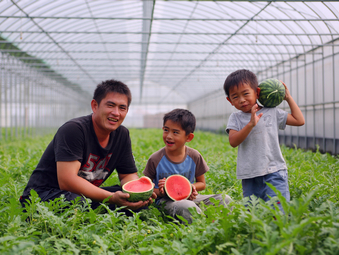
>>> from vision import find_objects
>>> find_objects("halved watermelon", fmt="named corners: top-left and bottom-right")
top-left (122, 176), bottom-right (154, 202)
top-left (164, 174), bottom-right (192, 201)
top-left (258, 78), bottom-right (285, 108)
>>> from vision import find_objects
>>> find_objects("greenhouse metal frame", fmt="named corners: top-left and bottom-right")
top-left (0, 0), bottom-right (338, 154)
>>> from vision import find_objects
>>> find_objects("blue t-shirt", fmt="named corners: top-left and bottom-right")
top-left (143, 146), bottom-right (208, 188)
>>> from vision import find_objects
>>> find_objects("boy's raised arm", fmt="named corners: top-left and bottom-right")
top-left (282, 82), bottom-right (305, 126)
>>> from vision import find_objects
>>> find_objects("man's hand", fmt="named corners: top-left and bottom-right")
top-left (117, 173), bottom-right (157, 209)
top-left (109, 191), bottom-right (152, 210)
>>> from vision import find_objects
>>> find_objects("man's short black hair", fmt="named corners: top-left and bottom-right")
top-left (93, 79), bottom-right (132, 106)
top-left (163, 108), bottom-right (196, 135)
top-left (223, 69), bottom-right (258, 97)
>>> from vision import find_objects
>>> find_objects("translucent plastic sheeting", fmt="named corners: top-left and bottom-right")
top-left (1, 1), bottom-right (338, 105)
top-left (1, 1), bottom-right (339, 154)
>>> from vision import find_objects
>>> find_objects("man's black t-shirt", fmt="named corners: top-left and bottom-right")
top-left (22, 114), bottom-right (137, 197)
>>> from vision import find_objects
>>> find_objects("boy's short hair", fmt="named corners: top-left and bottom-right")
top-left (163, 109), bottom-right (196, 135)
top-left (93, 79), bottom-right (132, 106)
top-left (223, 69), bottom-right (258, 97)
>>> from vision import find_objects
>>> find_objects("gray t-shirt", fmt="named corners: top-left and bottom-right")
top-left (226, 107), bottom-right (288, 179)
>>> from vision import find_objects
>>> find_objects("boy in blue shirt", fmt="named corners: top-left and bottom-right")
top-left (143, 108), bottom-right (231, 223)
top-left (224, 69), bottom-right (305, 209)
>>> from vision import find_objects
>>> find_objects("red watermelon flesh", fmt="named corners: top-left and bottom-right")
top-left (123, 177), bottom-right (152, 192)
top-left (164, 174), bottom-right (192, 201)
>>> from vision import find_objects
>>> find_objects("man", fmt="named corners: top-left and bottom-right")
top-left (20, 79), bottom-right (155, 212)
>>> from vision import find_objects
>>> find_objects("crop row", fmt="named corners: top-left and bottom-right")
top-left (0, 129), bottom-right (338, 254)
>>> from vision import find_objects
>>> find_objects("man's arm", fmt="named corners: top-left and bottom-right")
top-left (228, 104), bottom-right (263, 147)
top-left (57, 161), bottom-right (114, 201)
top-left (118, 172), bottom-right (139, 186)
top-left (57, 161), bottom-right (150, 210)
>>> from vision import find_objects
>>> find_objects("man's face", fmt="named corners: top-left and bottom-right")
top-left (91, 92), bottom-right (129, 134)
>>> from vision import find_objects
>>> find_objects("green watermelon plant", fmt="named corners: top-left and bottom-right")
top-left (0, 129), bottom-right (338, 254)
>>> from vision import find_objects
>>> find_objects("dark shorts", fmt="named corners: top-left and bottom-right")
top-left (20, 185), bottom-right (144, 215)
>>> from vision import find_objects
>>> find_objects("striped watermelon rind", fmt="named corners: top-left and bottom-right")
top-left (122, 176), bottom-right (154, 202)
top-left (258, 78), bottom-right (285, 108)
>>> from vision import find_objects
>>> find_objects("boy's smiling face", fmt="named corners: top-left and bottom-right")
top-left (227, 82), bottom-right (261, 113)
top-left (162, 120), bottom-right (193, 154)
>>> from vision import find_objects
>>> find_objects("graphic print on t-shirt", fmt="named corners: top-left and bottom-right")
top-left (78, 153), bottom-right (112, 186)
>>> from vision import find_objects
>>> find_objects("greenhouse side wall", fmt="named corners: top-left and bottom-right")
top-left (189, 41), bottom-right (339, 155)
top-left (0, 52), bottom-right (91, 140)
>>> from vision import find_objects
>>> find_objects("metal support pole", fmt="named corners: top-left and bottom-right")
top-left (304, 55), bottom-right (307, 151)
top-left (312, 51), bottom-right (316, 151)
top-left (296, 57), bottom-right (300, 148)
top-left (5, 67), bottom-right (8, 140)
top-left (322, 49), bottom-right (325, 152)
top-left (0, 53), bottom-right (2, 141)
top-left (333, 44), bottom-right (337, 155)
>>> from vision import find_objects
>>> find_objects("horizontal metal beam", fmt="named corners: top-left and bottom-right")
top-left (12, 57), bottom-right (279, 61)
top-left (1, 49), bottom-right (316, 55)
top-left (18, 73), bottom-right (258, 77)
top-left (2, 31), bottom-right (337, 36)
top-left (2, 41), bottom-right (337, 47)
top-left (1, 16), bottom-right (338, 22)
top-left (19, 64), bottom-right (271, 68)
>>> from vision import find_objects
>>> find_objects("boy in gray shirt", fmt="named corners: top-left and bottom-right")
top-left (224, 69), bottom-right (304, 209)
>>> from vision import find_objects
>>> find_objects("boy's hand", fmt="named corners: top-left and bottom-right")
top-left (188, 185), bottom-right (198, 200)
top-left (158, 177), bottom-right (166, 197)
top-left (281, 81), bottom-right (291, 101)
top-left (250, 104), bottom-right (263, 127)
top-left (280, 81), bottom-right (305, 126)
top-left (228, 104), bottom-right (263, 148)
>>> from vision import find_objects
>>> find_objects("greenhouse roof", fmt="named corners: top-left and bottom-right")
top-left (1, 0), bottom-right (339, 105)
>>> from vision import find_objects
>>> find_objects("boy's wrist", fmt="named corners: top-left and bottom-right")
top-left (246, 122), bottom-right (255, 129)
top-left (285, 94), bottom-right (293, 102)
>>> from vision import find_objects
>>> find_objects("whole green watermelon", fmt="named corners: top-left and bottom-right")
top-left (258, 78), bottom-right (285, 108)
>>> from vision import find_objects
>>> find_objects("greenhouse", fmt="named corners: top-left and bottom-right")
top-left (1, 1), bottom-right (339, 254)
top-left (0, 0), bottom-right (338, 154)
